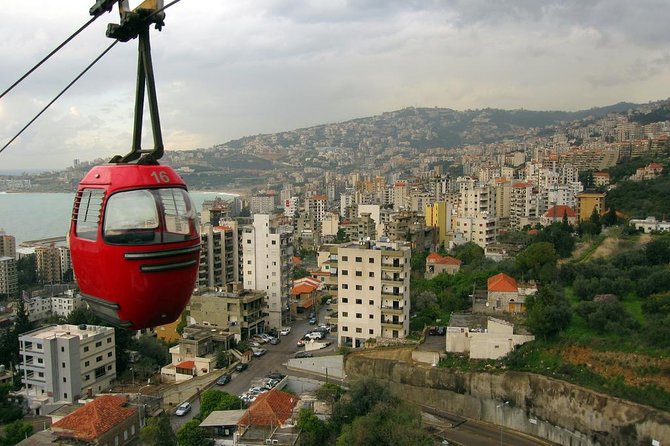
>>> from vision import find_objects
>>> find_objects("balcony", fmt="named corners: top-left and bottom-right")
top-left (381, 264), bottom-right (403, 272)
top-left (381, 320), bottom-right (404, 329)
top-left (381, 292), bottom-right (403, 301)
top-left (381, 276), bottom-right (405, 286)
top-left (381, 306), bottom-right (404, 316)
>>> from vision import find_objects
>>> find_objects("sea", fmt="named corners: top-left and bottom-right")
top-left (0, 191), bottom-right (237, 246)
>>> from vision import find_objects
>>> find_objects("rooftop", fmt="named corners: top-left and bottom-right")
top-left (51, 395), bottom-right (136, 442)
top-left (487, 273), bottom-right (518, 293)
top-left (20, 324), bottom-right (113, 340)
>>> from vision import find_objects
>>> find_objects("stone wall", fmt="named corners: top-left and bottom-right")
top-left (345, 352), bottom-right (670, 446)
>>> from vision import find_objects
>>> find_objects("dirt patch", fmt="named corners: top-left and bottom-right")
top-left (561, 345), bottom-right (670, 392)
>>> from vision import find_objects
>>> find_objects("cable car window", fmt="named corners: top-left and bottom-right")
top-left (158, 188), bottom-right (197, 242)
top-left (103, 190), bottom-right (160, 244)
top-left (75, 188), bottom-right (104, 241)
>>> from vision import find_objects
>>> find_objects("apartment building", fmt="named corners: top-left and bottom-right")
top-left (242, 214), bottom-right (293, 329)
top-left (0, 230), bottom-right (16, 258)
top-left (19, 324), bottom-right (116, 409)
top-left (35, 245), bottom-right (69, 284)
top-left (250, 193), bottom-right (277, 214)
top-left (198, 222), bottom-right (240, 289)
top-left (188, 284), bottom-right (266, 339)
top-left (304, 194), bottom-right (328, 223)
top-left (337, 240), bottom-right (411, 348)
top-left (576, 191), bottom-right (606, 222)
top-left (0, 256), bottom-right (18, 297)
top-left (454, 214), bottom-right (496, 248)
top-left (425, 201), bottom-right (453, 248)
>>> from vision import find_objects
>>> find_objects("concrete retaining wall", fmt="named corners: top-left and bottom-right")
top-left (345, 352), bottom-right (670, 446)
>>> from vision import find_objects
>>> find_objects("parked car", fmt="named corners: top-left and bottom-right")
top-left (436, 326), bottom-right (446, 336)
top-left (235, 362), bottom-right (249, 372)
top-left (305, 332), bottom-right (324, 340)
top-left (326, 299), bottom-right (332, 305)
top-left (269, 337), bottom-right (280, 345)
top-left (308, 317), bottom-right (317, 325)
top-left (175, 402), bottom-right (192, 416)
top-left (253, 348), bottom-right (267, 357)
top-left (216, 374), bottom-right (231, 385)
top-left (295, 351), bottom-right (313, 358)
top-left (260, 333), bottom-right (273, 343)
top-left (267, 372), bottom-right (285, 380)
top-left (279, 327), bottom-right (291, 335)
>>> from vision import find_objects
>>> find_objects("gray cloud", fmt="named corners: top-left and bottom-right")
top-left (1, 1), bottom-right (669, 170)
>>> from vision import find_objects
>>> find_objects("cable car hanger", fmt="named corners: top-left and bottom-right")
top-left (106, 0), bottom-right (167, 165)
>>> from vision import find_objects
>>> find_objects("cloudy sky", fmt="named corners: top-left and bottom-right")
top-left (1, 0), bottom-right (669, 171)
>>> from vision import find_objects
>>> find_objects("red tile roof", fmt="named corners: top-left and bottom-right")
top-left (175, 360), bottom-right (196, 369)
top-left (238, 389), bottom-right (299, 427)
top-left (291, 283), bottom-right (318, 296)
top-left (426, 252), bottom-right (462, 265)
top-left (487, 273), bottom-right (518, 293)
top-left (544, 205), bottom-right (576, 218)
top-left (52, 395), bottom-right (137, 442)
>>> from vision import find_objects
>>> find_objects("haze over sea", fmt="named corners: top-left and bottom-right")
top-left (0, 192), bottom-right (236, 246)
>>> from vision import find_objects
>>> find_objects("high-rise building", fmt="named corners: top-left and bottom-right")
top-left (19, 324), bottom-right (116, 406)
top-left (304, 195), bottom-right (328, 223)
top-left (0, 229), bottom-right (16, 258)
top-left (0, 256), bottom-right (18, 297)
top-left (198, 222), bottom-right (240, 289)
top-left (337, 240), bottom-right (411, 348)
top-left (35, 245), bottom-right (63, 284)
top-left (425, 201), bottom-right (453, 247)
top-left (242, 214), bottom-right (293, 329)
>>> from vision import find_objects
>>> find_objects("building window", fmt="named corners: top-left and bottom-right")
top-left (342, 326), bottom-right (348, 332)
top-left (85, 361), bottom-right (90, 367)
top-left (95, 366), bottom-right (106, 378)
top-left (369, 286), bottom-right (374, 291)
top-left (355, 299), bottom-right (362, 304)
top-left (61, 347), bottom-right (65, 353)
top-left (342, 270), bottom-right (348, 275)
top-left (272, 240), bottom-right (276, 245)
top-left (95, 341), bottom-right (102, 348)
top-left (342, 312), bottom-right (348, 317)
top-left (369, 300), bottom-right (374, 305)
top-left (64, 393), bottom-right (68, 399)
top-left (38, 372), bottom-right (44, 377)
top-left (356, 313), bottom-right (362, 319)
top-left (342, 298), bottom-right (348, 303)
top-left (355, 257), bottom-right (362, 262)
top-left (62, 362), bottom-right (65, 368)
top-left (85, 374), bottom-right (90, 381)
top-left (369, 272), bottom-right (374, 277)
top-left (355, 271), bottom-right (362, 277)
top-left (369, 314), bottom-right (374, 319)
top-left (84, 346), bottom-right (89, 352)
top-left (37, 358), bottom-right (43, 364)
top-left (107, 365), bottom-right (112, 370)
top-left (107, 337), bottom-right (112, 343)
top-left (369, 258), bottom-right (374, 263)
top-left (341, 256), bottom-right (348, 261)
top-left (356, 328), bottom-right (362, 333)
top-left (36, 344), bottom-right (42, 349)
top-left (63, 377), bottom-right (67, 383)
top-left (341, 284), bottom-right (348, 290)
top-left (369, 329), bottom-right (374, 334)
top-left (108, 352), bottom-right (113, 357)
top-left (355, 285), bottom-right (362, 291)
top-left (96, 355), bottom-right (103, 362)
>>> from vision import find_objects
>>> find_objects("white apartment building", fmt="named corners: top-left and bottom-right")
top-left (250, 194), bottom-right (277, 215)
top-left (242, 214), bottom-right (293, 329)
top-left (337, 240), bottom-right (411, 348)
top-left (304, 195), bottom-right (328, 222)
top-left (19, 324), bottom-right (116, 409)
top-left (455, 214), bottom-right (497, 248)
top-left (51, 290), bottom-right (83, 318)
top-left (198, 222), bottom-right (240, 289)
top-left (283, 196), bottom-right (300, 218)
top-left (0, 256), bottom-right (18, 297)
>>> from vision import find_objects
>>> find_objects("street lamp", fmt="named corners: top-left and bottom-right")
top-left (496, 401), bottom-right (509, 446)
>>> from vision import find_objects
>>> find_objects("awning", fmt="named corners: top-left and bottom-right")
top-left (301, 300), bottom-right (314, 309)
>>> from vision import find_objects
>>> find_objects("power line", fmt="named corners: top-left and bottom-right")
top-left (0, 41), bottom-right (119, 156)
top-left (0, 16), bottom-right (99, 101)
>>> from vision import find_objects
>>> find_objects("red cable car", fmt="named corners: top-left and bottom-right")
top-left (69, 164), bottom-right (200, 329)
top-left (69, 2), bottom-right (200, 329)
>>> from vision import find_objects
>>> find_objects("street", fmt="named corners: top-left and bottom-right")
top-left (170, 309), bottom-right (334, 431)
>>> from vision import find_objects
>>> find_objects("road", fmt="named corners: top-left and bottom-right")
top-left (170, 309), bottom-right (335, 431)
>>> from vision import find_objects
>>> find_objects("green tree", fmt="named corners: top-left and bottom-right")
top-left (16, 254), bottom-right (37, 292)
top-left (336, 401), bottom-right (431, 446)
top-left (451, 242), bottom-right (484, 265)
top-left (297, 408), bottom-right (330, 446)
top-left (176, 419), bottom-right (213, 446)
top-left (525, 287), bottom-right (572, 339)
top-left (13, 297), bottom-right (32, 338)
top-left (198, 390), bottom-right (242, 420)
top-left (0, 419), bottom-right (33, 446)
top-left (215, 348), bottom-right (230, 369)
top-left (645, 236), bottom-right (670, 265)
top-left (140, 413), bottom-right (177, 446)
top-left (410, 250), bottom-right (429, 273)
top-left (516, 242), bottom-right (557, 282)
top-left (292, 266), bottom-right (311, 280)
top-left (314, 383), bottom-right (345, 407)
top-left (0, 385), bottom-right (23, 423)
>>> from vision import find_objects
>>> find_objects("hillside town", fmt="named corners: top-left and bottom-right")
top-left (0, 100), bottom-right (670, 445)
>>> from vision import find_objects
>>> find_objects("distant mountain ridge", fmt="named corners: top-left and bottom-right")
top-left (218, 102), bottom-right (641, 152)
